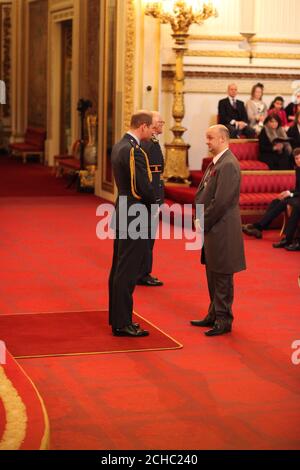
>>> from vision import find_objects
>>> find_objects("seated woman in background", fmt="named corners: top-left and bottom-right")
top-left (259, 114), bottom-right (293, 170)
top-left (287, 110), bottom-right (300, 148)
top-left (268, 96), bottom-right (288, 128)
top-left (246, 83), bottom-right (268, 135)
top-left (285, 90), bottom-right (300, 126)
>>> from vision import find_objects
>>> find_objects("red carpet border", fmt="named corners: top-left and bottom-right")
top-left (0, 310), bottom-right (182, 358)
top-left (0, 156), bottom-right (300, 449)
top-left (0, 352), bottom-right (49, 450)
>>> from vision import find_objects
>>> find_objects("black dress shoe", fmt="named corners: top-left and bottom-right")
top-left (112, 324), bottom-right (149, 337)
top-left (285, 242), bottom-right (300, 251)
top-left (190, 318), bottom-right (215, 327)
top-left (272, 238), bottom-right (288, 248)
top-left (242, 224), bottom-right (262, 239)
top-left (205, 323), bottom-right (232, 337)
top-left (137, 277), bottom-right (163, 286)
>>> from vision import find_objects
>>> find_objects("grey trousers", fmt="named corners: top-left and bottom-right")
top-left (206, 266), bottom-right (234, 325)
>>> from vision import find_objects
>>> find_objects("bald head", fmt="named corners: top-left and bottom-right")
top-left (209, 125), bottom-right (230, 140)
top-left (206, 125), bottom-right (230, 156)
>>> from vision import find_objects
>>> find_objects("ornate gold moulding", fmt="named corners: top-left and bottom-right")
top-left (185, 50), bottom-right (300, 60)
top-left (145, 1), bottom-right (218, 183)
top-left (189, 34), bottom-right (300, 45)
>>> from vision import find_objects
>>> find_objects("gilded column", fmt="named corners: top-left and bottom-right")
top-left (164, 32), bottom-right (190, 181)
top-left (123, 0), bottom-right (136, 132)
top-left (10, 0), bottom-right (27, 142)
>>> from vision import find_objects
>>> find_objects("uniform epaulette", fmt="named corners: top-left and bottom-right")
top-left (129, 145), bottom-right (152, 199)
top-left (128, 138), bottom-right (138, 148)
top-left (151, 136), bottom-right (159, 143)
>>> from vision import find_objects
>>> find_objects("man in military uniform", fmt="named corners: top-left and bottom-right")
top-left (108, 111), bottom-right (157, 337)
top-left (137, 111), bottom-right (165, 286)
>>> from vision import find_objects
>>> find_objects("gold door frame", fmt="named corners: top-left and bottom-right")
top-left (60, 18), bottom-right (72, 154)
top-left (99, 0), bottom-right (117, 194)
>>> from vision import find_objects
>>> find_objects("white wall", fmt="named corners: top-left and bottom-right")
top-left (162, 89), bottom-right (293, 170)
top-left (155, 0), bottom-right (300, 169)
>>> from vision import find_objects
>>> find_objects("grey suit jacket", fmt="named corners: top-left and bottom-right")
top-left (195, 149), bottom-right (246, 274)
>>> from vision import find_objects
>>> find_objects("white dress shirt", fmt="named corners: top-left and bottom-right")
top-left (213, 148), bottom-right (229, 165)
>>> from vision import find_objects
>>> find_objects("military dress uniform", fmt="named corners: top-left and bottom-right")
top-left (138, 136), bottom-right (164, 283)
top-left (108, 133), bottom-right (156, 332)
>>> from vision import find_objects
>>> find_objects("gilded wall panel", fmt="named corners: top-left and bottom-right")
top-left (123, 0), bottom-right (135, 131)
top-left (28, 0), bottom-right (48, 128)
top-left (86, 0), bottom-right (99, 114)
top-left (0, 2), bottom-right (12, 121)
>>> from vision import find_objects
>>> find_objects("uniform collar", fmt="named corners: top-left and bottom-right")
top-left (126, 131), bottom-right (140, 146)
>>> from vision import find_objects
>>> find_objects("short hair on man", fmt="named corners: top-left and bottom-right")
top-left (293, 147), bottom-right (300, 157)
top-left (130, 111), bottom-right (152, 129)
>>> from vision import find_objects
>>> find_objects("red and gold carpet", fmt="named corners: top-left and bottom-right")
top-left (0, 310), bottom-right (182, 358)
top-left (0, 351), bottom-right (49, 450)
top-left (1, 156), bottom-right (300, 449)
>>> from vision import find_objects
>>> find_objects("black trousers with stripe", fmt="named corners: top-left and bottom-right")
top-left (108, 235), bottom-right (148, 329)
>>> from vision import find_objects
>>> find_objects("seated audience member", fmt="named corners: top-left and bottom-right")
top-left (243, 148), bottom-right (300, 251)
top-left (268, 96), bottom-right (288, 128)
top-left (246, 83), bottom-right (268, 135)
top-left (259, 114), bottom-right (293, 170)
top-left (287, 110), bottom-right (300, 149)
top-left (285, 89), bottom-right (300, 126)
top-left (218, 83), bottom-right (256, 138)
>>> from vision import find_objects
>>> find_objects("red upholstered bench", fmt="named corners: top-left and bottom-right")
top-left (54, 140), bottom-right (80, 176)
top-left (230, 140), bottom-right (269, 170)
top-left (238, 160), bottom-right (268, 170)
top-left (9, 127), bottom-right (46, 164)
top-left (165, 185), bottom-right (197, 205)
top-left (190, 170), bottom-right (203, 187)
top-left (201, 139), bottom-right (268, 172)
top-left (230, 140), bottom-right (259, 161)
top-left (202, 157), bottom-right (267, 171)
top-left (165, 170), bottom-right (296, 228)
top-left (240, 171), bottom-right (295, 217)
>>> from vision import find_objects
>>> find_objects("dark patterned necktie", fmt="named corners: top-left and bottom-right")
top-left (232, 99), bottom-right (237, 109)
top-left (203, 162), bottom-right (214, 187)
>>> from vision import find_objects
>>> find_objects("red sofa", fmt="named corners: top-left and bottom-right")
top-left (164, 139), bottom-right (295, 226)
top-left (201, 140), bottom-right (268, 172)
top-left (165, 170), bottom-right (295, 225)
top-left (240, 172), bottom-right (295, 213)
top-left (9, 127), bottom-right (46, 164)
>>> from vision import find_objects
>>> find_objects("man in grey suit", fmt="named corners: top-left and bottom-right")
top-left (191, 125), bottom-right (246, 336)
